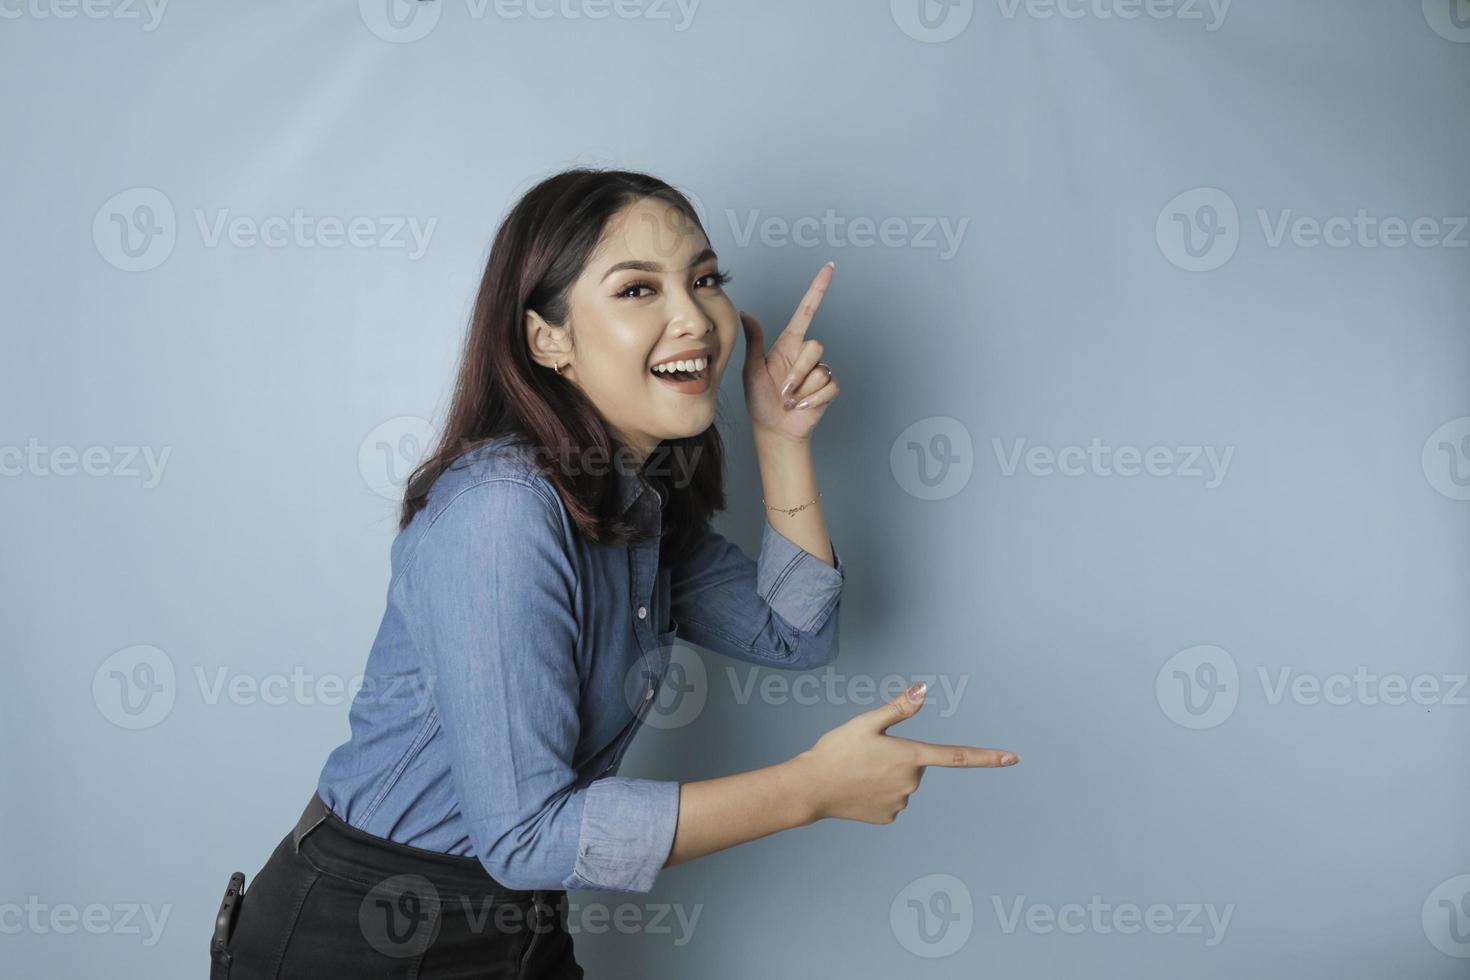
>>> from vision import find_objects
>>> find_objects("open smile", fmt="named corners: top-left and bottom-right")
top-left (650, 353), bottom-right (713, 394)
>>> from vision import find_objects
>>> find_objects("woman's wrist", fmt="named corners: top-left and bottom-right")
top-left (780, 752), bottom-right (825, 827)
top-left (753, 422), bottom-right (810, 448)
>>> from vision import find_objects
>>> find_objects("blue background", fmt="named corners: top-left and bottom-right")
top-left (2, 1), bottom-right (1468, 976)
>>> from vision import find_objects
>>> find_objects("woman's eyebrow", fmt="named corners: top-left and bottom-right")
top-left (600, 248), bottom-right (718, 282)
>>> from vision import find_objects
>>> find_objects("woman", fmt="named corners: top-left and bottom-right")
top-left (212, 168), bottom-right (1020, 979)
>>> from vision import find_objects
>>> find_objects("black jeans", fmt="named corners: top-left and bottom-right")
top-left (213, 794), bottom-right (584, 979)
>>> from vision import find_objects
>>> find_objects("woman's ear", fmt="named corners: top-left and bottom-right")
top-left (524, 308), bottom-right (572, 372)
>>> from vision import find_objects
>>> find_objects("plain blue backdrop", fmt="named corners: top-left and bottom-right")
top-left (2, 1), bottom-right (1468, 976)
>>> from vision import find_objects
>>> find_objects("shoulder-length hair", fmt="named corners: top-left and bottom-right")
top-left (400, 167), bottom-right (728, 567)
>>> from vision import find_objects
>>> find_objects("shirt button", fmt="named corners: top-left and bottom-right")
top-left (637, 606), bottom-right (647, 620)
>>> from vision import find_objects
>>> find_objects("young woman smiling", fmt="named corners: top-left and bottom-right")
top-left (213, 168), bottom-right (1019, 979)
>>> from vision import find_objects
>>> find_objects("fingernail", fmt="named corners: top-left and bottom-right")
top-left (780, 378), bottom-right (793, 398)
top-left (906, 681), bottom-right (927, 702)
top-left (1001, 754), bottom-right (1019, 766)
top-left (825, 260), bottom-right (835, 270)
top-left (795, 399), bottom-right (810, 409)
top-left (783, 398), bottom-right (796, 410)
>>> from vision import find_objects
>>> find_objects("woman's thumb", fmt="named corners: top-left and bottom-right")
top-left (866, 680), bottom-right (927, 733)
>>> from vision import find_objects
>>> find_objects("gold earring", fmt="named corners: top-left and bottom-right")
top-left (554, 361), bottom-right (563, 375)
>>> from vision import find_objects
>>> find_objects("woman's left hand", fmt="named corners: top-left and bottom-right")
top-left (741, 262), bottom-right (841, 443)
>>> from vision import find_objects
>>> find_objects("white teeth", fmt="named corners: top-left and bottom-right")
top-left (653, 356), bottom-right (707, 374)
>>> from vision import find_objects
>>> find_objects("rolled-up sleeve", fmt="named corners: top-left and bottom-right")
top-left (669, 516), bottom-right (845, 670)
top-left (400, 477), bottom-right (680, 893)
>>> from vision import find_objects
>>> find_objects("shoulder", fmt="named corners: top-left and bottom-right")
top-left (393, 435), bottom-right (573, 571)
top-left (390, 438), bottom-right (583, 611)
top-left (419, 435), bottom-right (561, 524)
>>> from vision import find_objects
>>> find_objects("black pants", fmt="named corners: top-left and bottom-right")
top-left (213, 793), bottom-right (584, 979)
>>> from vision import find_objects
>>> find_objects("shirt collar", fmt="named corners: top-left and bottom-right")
top-left (615, 460), bottom-right (664, 516)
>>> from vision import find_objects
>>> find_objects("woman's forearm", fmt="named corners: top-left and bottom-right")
top-left (663, 756), bottom-right (817, 868)
top-left (753, 428), bottom-right (833, 567)
top-left (662, 428), bottom-right (835, 868)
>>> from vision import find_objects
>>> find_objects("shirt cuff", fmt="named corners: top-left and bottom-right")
top-left (572, 777), bottom-right (680, 893)
top-left (755, 517), bottom-right (845, 633)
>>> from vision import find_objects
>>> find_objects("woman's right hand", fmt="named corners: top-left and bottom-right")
top-left (790, 680), bottom-right (1020, 825)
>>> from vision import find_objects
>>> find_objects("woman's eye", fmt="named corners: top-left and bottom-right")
top-left (615, 281), bottom-right (655, 299)
top-left (615, 269), bottom-right (731, 299)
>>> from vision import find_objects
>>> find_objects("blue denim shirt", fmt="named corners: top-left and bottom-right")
top-left (316, 434), bottom-right (844, 893)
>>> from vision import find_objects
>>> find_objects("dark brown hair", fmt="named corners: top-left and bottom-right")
top-left (400, 167), bottom-right (728, 567)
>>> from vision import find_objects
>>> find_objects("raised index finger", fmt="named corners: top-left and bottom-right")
top-left (782, 261), bottom-right (835, 344)
top-left (912, 741), bottom-right (1020, 769)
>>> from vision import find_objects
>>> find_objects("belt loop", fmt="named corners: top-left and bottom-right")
top-left (530, 889), bottom-right (550, 931)
top-left (291, 793), bottom-right (329, 854)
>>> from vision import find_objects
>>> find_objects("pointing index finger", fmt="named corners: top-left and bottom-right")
top-left (782, 261), bottom-right (835, 343)
top-left (914, 741), bottom-right (1020, 769)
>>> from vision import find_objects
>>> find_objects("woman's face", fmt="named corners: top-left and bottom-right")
top-left (527, 195), bottom-right (739, 463)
